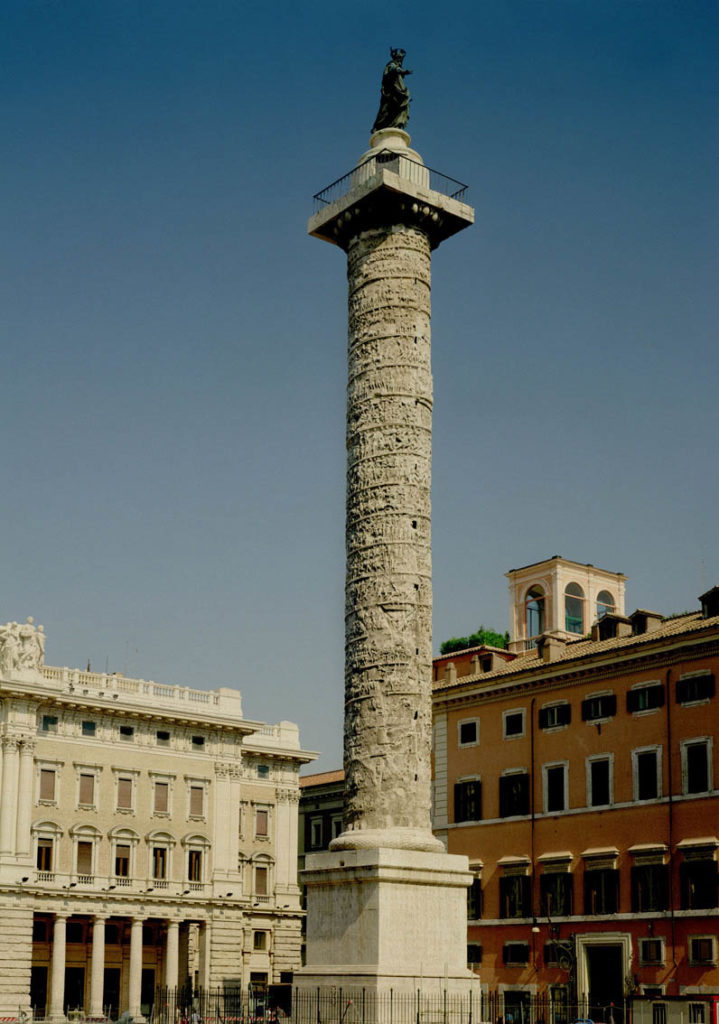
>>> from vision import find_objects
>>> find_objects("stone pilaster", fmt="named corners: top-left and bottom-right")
top-left (0, 737), bottom-right (20, 855)
top-left (15, 737), bottom-right (35, 857)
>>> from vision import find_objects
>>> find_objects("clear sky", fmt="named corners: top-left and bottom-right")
top-left (2, 0), bottom-right (717, 773)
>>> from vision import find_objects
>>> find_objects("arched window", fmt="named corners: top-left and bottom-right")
top-left (525, 586), bottom-right (545, 639)
top-left (565, 583), bottom-right (585, 634)
top-left (596, 590), bottom-right (615, 619)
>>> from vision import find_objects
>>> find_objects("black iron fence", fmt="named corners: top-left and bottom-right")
top-left (148, 989), bottom-right (632, 1024)
top-left (312, 151), bottom-right (469, 212)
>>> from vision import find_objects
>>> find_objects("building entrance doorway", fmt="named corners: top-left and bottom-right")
top-left (64, 967), bottom-right (85, 1014)
top-left (30, 966), bottom-right (48, 1016)
top-left (586, 945), bottom-right (624, 1024)
top-left (104, 967), bottom-right (121, 1018)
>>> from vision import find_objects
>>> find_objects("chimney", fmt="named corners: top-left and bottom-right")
top-left (699, 586), bottom-right (719, 620)
top-left (536, 633), bottom-right (567, 663)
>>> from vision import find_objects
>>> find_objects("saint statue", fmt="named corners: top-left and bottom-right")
top-left (372, 48), bottom-right (412, 132)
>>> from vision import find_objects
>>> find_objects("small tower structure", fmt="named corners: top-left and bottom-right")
top-left (506, 555), bottom-right (627, 652)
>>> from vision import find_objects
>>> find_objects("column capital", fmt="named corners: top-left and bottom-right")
top-left (19, 736), bottom-right (36, 755)
top-left (1, 735), bottom-right (20, 752)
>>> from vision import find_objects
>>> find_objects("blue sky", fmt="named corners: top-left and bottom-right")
top-left (2, 0), bottom-right (717, 771)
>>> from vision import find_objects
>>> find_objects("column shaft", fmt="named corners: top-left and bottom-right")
top-left (128, 918), bottom-right (144, 1018)
top-left (165, 921), bottom-right (179, 990)
top-left (342, 225), bottom-right (434, 842)
top-left (90, 917), bottom-right (106, 1016)
top-left (0, 738), bottom-right (20, 854)
top-left (48, 914), bottom-right (67, 1019)
top-left (15, 739), bottom-right (35, 856)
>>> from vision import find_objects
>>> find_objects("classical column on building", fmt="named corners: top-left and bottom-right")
top-left (48, 913), bottom-right (68, 1021)
top-left (165, 920), bottom-right (180, 991)
top-left (89, 916), bottom-right (106, 1017)
top-left (197, 921), bottom-right (211, 991)
top-left (128, 918), bottom-right (145, 1020)
top-left (273, 787), bottom-right (300, 904)
top-left (0, 737), bottom-right (20, 856)
top-left (15, 736), bottom-right (36, 857)
top-left (298, 71), bottom-right (477, 999)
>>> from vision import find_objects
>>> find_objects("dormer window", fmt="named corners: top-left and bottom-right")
top-left (525, 586), bottom-right (545, 640)
top-left (596, 590), bottom-right (615, 619)
top-left (565, 583), bottom-right (585, 634)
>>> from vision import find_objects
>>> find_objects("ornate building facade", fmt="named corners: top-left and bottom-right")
top-left (433, 570), bottom-right (719, 1021)
top-left (0, 618), bottom-right (316, 1019)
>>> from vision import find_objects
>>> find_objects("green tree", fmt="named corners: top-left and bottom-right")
top-left (439, 626), bottom-right (508, 655)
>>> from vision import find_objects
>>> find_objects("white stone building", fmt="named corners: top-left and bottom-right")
top-left (0, 618), bottom-right (316, 1019)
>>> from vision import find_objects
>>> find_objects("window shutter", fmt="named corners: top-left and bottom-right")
top-left (77, 841), bottom-right (93, 874)
top-left (627, 690), bottom-right (639, 713)
top-left (558, 704), bottom-right (571, 726)
top-left (581, 698), bottom-right (592, 721)
top-left (40, 769), bottom-right (55, 801)
top-left (79, 774), bottom-right (94, 805)
top-left (538, 707), bottom-right (550, 729)
top-left (154, 782), bottom-right (169, 812)
top-left (190, 786), bottom-right (203, 816)
top-left (605, 694), bottom-right (617, 716)
top-left (117, 778), bottom-right (132, 809)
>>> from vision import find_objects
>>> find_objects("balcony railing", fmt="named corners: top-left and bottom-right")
top-left (313, 150), bottom-right (469, 213)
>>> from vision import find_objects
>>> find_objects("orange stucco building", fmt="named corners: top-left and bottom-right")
top-left (432, 561), bottom-right (719, 1024)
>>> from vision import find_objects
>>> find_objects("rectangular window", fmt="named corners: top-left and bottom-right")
top-left (37, 838), bottom-right (53, 871)
top-left (499, 773), bottom-right (530, 817)
top-left (467, 876), bottom-right (483, 919)
top-left (627, 684), bottom-right (664, 713)
top-left (253, 931), bottom-right (267, 951)
top-left (332, 816), bottom-right (343, 839)
top-left (454, 779), bottom-right (482, 823)
top-left (188, 850), bottom-right (202, 882)
top-left (191, 735), bottom-right (205, 747)
top-left (458, 719), bottom-right (478, 746)
top-left (503, 943), bottom-right (530, 965)
top-left (581, 693), bottom-right (617, 721)
top-left (156, 730), bottom-right (171, 746)
top-left (77, 841), bottom-right (93, 875)
top-left (677, 674), bottom-right (715, 705)
top-left (689, 937), bottom-right (716, 965)
top-left (499, 874), bottom-right (531, 918)
top-left (255, 809), bottom-right (269, 837)
top-left (255, 865), bottom-right (268, 895)
top-left (154, 781), bottom-right (169, 813)
top-left (42, 715), bottom-right (58, 733)
top-left (584, 868), bottom-right (619, 914)
top-left (653, 1005), bottom-right (667, 1024)
top-left (539, 704), bottom-right (571, 729)
top-left (152, 847), bottom-right (167, 880)
top-left (639, 938), bottom-right (664, 965)
top-left (39, 769), bottom-right (56, 801)
top-left (79, 773), bottom-right (95, 806)
top-left (689, 1006), bottom-right (706, 1024)
top-left (544, 764), bottom-right (567, 813)
top-left (503, 710), bottom-right (525, 738)
top-left (117, 778), bottom-right (133, 810)
top-left (310, 818), bottom-right (323, 849)
top-left (540, 873), bottom-right (573, 917)
top-left (119, 725), bottom-right (134, 741)
top-left (81, 720), bottom-right (96, 737)
top-left (257, 764), bottom-right (270, 778)
top-left (635, 749), bottom-right (660, 801)
top-left (681, 860), bottom-right (718, 909)
top-left (684, 741), bottom-right (711, 794)
top-left (588, 758), bottom-right (611, 807)
top-left (115, 844), bottom-right (131, 877)
top-left (190, 786), bottom-right (204, 817)
top-left (631, 864), bottom-right (669, 912)
top-left (467, 944), bottom-right (482, 965)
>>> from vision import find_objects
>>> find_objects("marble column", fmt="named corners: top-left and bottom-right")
top-left (15, 737), bottom-right (35, 856)
top-left (165, 920), bottom-right (179, 991)
top-left (198, 922), bottom-right (211, 991)
top-left (128, 918), bottom-right (144, 1019)
top-left (48, 913), bottom-right (68, 1020)
top-left (89, 916), bottom-right (106, 1016)
top-left (0, 737), bottom-right (20, 854)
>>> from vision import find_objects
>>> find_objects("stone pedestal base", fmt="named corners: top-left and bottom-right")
top-left (295, 846), bottom-right (478, 994)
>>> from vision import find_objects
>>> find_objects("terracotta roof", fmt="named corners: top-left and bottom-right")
top-left (433, 611), bottom-right (719, 695)
top-left (300, 768), bottom-right (345, 788)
